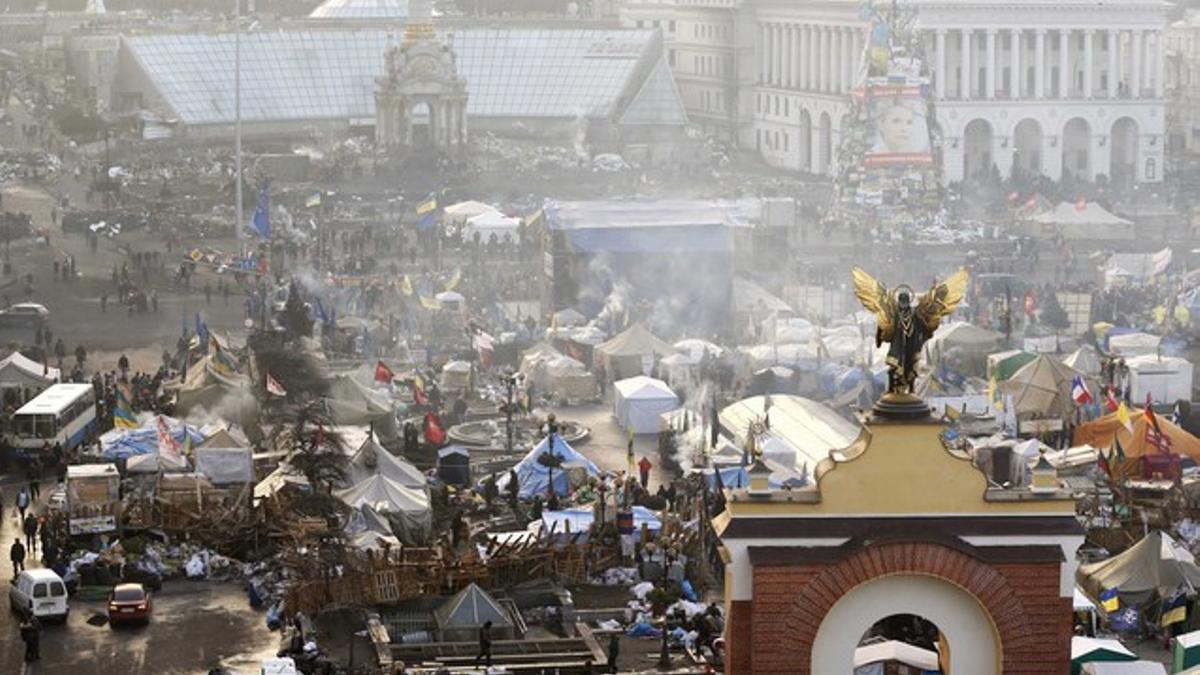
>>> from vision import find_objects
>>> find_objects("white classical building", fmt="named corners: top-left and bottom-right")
top-left (622, 0), bottom-right (1171, 185)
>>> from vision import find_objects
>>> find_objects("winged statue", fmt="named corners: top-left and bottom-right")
top-left (852, 267), bottom-right (970, 397)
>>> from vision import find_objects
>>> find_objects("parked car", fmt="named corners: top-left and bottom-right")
top-left (9, 568), bottom-right (69, 621)
top-left (0, 302), bottom-right (48, 327)
top-left (107, 583), bottom-right (151, 624)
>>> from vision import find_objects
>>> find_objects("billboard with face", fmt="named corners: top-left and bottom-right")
top-left (863, 85), bottom-right (933, 167)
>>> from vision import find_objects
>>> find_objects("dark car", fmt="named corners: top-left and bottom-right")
top-left (107, 583), bottom-right (152, 625)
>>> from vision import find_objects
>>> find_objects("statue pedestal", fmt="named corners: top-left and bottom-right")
top-left (872, 392), bottom-right (931, 421)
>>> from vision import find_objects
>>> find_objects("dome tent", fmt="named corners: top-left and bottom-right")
top-left (495, 433), bottom-right (599, 499)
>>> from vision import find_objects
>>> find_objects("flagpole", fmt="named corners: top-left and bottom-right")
top-left (234, 0), bottom-right (243, 245)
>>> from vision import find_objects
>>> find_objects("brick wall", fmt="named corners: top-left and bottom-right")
top-left (726, 541), bottom-right (1070, 674)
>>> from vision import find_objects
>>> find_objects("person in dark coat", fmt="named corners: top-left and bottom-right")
top-left (20, 616), bottom-right (40, 662)
top-left (10, 538), bottom-right (26, 574)
top-left (22, 512), bottom-right (37, 551)
top-left (608, 633), bottom-right (620, 673)
top-left (475, 620), bottom-right (493, 667)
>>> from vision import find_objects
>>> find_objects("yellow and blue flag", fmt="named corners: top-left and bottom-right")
top-left (1162, 586), bottom-right (1188, 627)
top-left (114, 384), bottom-right (138, 430)
top-left (416, 193), bottom-right (438, 215)
top-left (247, 182), bottom-right (271, 240)
top-left (1099, 587), bottom-right (1120, 613)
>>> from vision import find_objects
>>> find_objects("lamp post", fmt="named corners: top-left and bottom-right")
top-left (505, 373), bottom-right (515, 455)
top-left (233, 0), bottom-right (243, 244)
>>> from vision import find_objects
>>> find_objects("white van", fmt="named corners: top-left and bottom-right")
top-left (9, 569), bottom-right (69, 621)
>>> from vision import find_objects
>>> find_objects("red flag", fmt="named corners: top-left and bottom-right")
top-left (424, 411), bottom-right (446, 445)
top-left (374, 360), bottom-right (394, 385)
top-left (1024, 195), bottom-right (1038, 212)
top-left (1075, 197), bottom-right (1087, 212)
top-left (1007, 191), bottom-right (1020, 203)
top-left (1023, 290), bottom-right (1038, 316)
top-left (1105, 386), bottom-right (1119, 413)
top-left (256, 255), bottom-right (269, 275)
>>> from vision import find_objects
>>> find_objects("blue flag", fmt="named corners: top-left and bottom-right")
top-left (248, 182), bottom-right (271, 239)
top-left (195, 312), bottom-right (209, 351)
top-left (1110, 605), bottom-right (1140, 632)
top-left (416, 211), bottom-right (438, 232)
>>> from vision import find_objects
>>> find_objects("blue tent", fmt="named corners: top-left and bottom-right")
top-left (496, 433), bottom-right (599, 498)
top-left (100, 417), bottom-right (205, 461)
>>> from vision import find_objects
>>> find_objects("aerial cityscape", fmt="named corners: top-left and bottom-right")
top-left (0, 0), bottom-right (1196, 672)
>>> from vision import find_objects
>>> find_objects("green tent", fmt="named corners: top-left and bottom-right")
top-left (1072, 637), bottom-right (1137, 675)
top-left (1174, 631), bottom-right (1200, 672)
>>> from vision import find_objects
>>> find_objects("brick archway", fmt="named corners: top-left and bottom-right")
top-left (781, 541), bottom-right (1042, 672)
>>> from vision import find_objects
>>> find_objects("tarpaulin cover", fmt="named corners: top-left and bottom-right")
top-left (334, 474), bottom-right (431, 544)
top-left (1076, 531), bottom-right (1200, 608)
top-left (1074, 409), bottom-right (1200, 461)
top-left (496, 433), bottom-right (599, 499)
top-left (194, 447), bottom-right (253, 484)
top-left (100, 416), bottom-right (204, 461)
top-left (540, 505), bottom-right (660, 541)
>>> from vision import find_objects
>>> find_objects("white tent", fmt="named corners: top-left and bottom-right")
top-left (464, 211), bottom-right (520, 241)
top-left (1127, 354), bottom-right (1193, 404)
top-left (673, 339), bottom-right (724, 361)
top-left (0, 351), bottom-right (60, 404)
top-left (1031, 201), bottom-right (1134, 240)
top-left (443, 200), bottom-right (499, 225)
top-left (334, 474), bottom-right (432, 544)
top-left (853, 640), bottom-right (940, 671)
top-left (345, 438), bottom-right (426, 489)
top-left (613, 376), bottom-right (680, 434)
top-left (519, 344), bottom-right (595, 400)
top-left (1109, 332), bottom-right (1161, 357)
top-left (1064, 345), bottom-right (1104, 377)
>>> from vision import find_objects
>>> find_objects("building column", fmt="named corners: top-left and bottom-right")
top-left (842, 27), bottom-right (853, 92)
top-left (936, 29), bottom-right (947, 99)
top-left (785, 25), bottom-right (794, 88)
top-left (1011, 29), bottom-right (1022, 97)
top-left (1058, 29), bottom-right (1070, 98)
top-left (1108, 29), bottom-right (1118, 99)
top-left (797, 25), bottom-right (807, 89)
top-left (962, 29), bottom-right (973, 100)
top-left (818, 26), bottom-right (828, 92)
top-left (760, 24), bottom-right (768, 84)
top-left (806, 25), bottom-right (816, 90)
top-left (1155, 30), bottom-right (1165, 98)
top-left (1084, 30), bottom-right (1093, 99)
top-left (1035, 29), bottom-right (1045, 99)
top-left (830, 28), bottom-right (840, 92)
top-left (985, 29), bottom-right (996, 99)
top-left (1132, 29), bottom-right (1143, 98)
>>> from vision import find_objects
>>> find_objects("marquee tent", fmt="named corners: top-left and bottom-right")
top-left (495, 433), bottom-right (599, 498)
top-left (673, 339), bottom-right (724, 361)
top-left (595, 323), bottom-right (676, 379)
top-left (443, 200), bottom-right (499, 225)
top-left (0, 351), bottom-right (59, 405)
top-left (1032, 201), bottom-right (1134, 241)
top-left (987, 349), bottom-right (1036, 382)
top-left (1074, 409), bottom-right (1200, 461)
top-left (1109, 332), bottom-right (1161, 358)
top-left (613, 376), bottom-right (680, 434)
top-left (345, 437), bottom-right (426, 489)
top-left (519, 344), bottom-right (596, 400)
top-left (1127, 355), bottom-right (1193, 404)
top-left (324, 374), bottom-right (396, 438)
top-left (464, 211), bottom-right (521, 242)
top-left (1076, 531), bottom-right (1200, 609)
top-left (334, 473), bottom-right (432, 544)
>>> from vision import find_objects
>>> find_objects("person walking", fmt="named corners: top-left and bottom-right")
top-left (22, 512), bottom-right (37, 552)
top-left (638, 455), bottom-right (653, 490)
top-left (607, 633), bottom-right (620, 673)
top-left (475, 620), bottom-right (493, 667)
top-left (10, 538), bottom-right (26, 574)
top-left (15, 487), bottom-right (30, 521)
top-left (20, 615), bottom-right (40, 662)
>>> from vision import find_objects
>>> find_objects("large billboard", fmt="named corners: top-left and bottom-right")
top-left (863, 85), bottom-right (933, 168)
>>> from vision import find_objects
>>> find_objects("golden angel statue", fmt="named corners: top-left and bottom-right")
top-left (852, 267), bottom-right (970, 397)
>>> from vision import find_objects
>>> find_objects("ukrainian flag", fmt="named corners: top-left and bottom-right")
top-left (1162, 586), bottom-right (1188, 627)
top-left (1099, 587), bottom-right (1120, 613)
top-left (416, 193), bottom-right (438, 215)
top-left (114, 384), bottom-right (138, 430)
